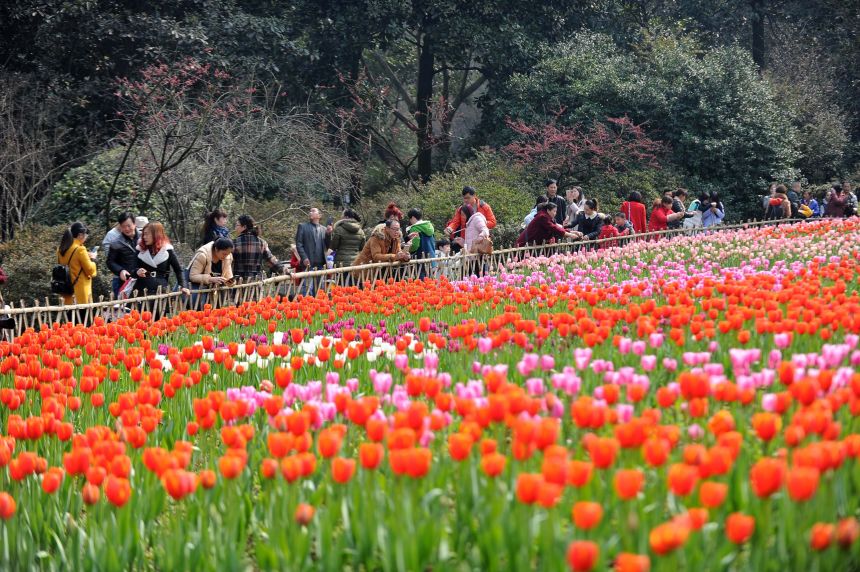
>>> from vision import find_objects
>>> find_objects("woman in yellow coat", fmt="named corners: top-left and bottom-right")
top-left (57, 222), bottom-right (98, 304)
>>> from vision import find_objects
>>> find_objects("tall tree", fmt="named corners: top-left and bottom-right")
top-left (337, 0), bottom-right (588, 182)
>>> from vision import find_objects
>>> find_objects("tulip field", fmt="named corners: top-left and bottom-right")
top-left (4, 219), bottom-right (860, 571)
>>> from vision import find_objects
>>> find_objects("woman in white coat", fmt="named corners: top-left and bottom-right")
top-left (456, 204), bottom-right (490, 277)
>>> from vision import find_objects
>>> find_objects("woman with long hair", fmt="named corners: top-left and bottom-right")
top-left (701, 192), bottom-right (725, 228)
top-left (232, 215), bottom-right (278, 280)
top-left (56, 222), bottom-right (98, 305)
top-left (457, 203), bottom-right (491, 277)
top-left (134, 222), bottom-right (189, 296)
top-left (133, 222), bottom-right (189, 317)
top-left (619, 191), bottom-right (647, 234)
top-left (200, 208), bottom-right (229, 246)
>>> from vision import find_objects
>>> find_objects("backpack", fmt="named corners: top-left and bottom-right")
top-left (51, 247), bottom-right (82, 295)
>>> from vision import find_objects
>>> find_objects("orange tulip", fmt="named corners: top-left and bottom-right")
top-left (267, 432), bottom-right (293, 458)
top-left (480, 452), bottom-right (506, 478)
top-left (294, 503), bottom-right (314, 525)
top-left (82, 482), bottom-right (101, 505)
top-left (810, 522), bottom-right (834, 551)
top-left (751, 412), bottom-right (782, 442)
top-left (0, 492), bottom-right (15, 519)
top-left (448, 433), bottom-right (474, 461)
top-left (649, 522), bottom-right (689, 555)
top-left (331, 457), bottom-right (355, 484)
top-left (537, 481), bottom-right (563, 508)
top-left (667, 463), bottom-right (698, 497)
top-left (218, 454), bottom-right (245, 480)
top-left (280, 456), bottom-right (302, 483)
top-left (726, 512), bottom-right (755, 544)
top-left (786, 466), bottom-right (820, 501)
top-left (566, 540), bottom-right (599, 572)
top-left (572, 501), bottom-right (603, 530)
top-left (698, 481), bottom-right (728, 508)
top-left (199, 469), bottom-right (217, 489)
top-left (642, 437), bottom-right (670, 468)
top-left (317, 429), bottom-right (342, 459)
top-left (359, 443), bottom-right (384, 470)
top-left (516, 473), bottom-right (543, 504)
top-left (588, 437), bottom-right (619, 469)
top-left (836, 517), bottom-right (860, 549)
top-left (567, 460), bottom-right (593, 488)
top-left (260, 458), bottom-right (278, 480)
top-left (614, 469), bottom-right (644, 500)
top-left (749, 458), bottom-right (785, 498)
top-left (105, 475), bottom-right (132, 508)
top-left (614, 552), bottom-right (650, 572)
top-left (297, 452), bottom-right (317, 477)
top-left (41, 468), bottom-right (63, 494)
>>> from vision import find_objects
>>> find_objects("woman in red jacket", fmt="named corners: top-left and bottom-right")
top-left (516, 202), bottom-right (578, 247)
top-left (620, 191), bottom-right (647, 234)
top-left (649, 195), bottom-right (687, 238)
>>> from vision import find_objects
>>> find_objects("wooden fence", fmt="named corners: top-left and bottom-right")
top-left (0, 219), bottom-right (790, 337)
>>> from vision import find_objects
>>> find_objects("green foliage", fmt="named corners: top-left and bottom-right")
top-left (766, 38), bottom-right (851, 182)
top-left (586, 165), bottom-right (686, 215)
top-left (36, 148), bottom-right (140, 226)
top-left (416, 152), bottom-right (531, 225)
top-left (415, 152), bottom-right (536, 246)
top-left (480, 31), bottom-right (799, 221)
top-left (352, 152), bottom-right (535, 246)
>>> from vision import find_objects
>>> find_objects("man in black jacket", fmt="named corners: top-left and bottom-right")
top-left (105, 212), bottom-right (140, 297)
top-left (536, 179), bottom-right (567, 225)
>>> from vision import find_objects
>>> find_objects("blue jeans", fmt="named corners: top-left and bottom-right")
top-left (111, 277), bottom-right (122, 298)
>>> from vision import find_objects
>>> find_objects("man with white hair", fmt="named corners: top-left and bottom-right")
top-left (295, 207), bottom-right (332, 295)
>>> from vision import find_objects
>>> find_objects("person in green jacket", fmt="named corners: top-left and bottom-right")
top-left (406, 208), bottom-right (436, 278)
top-left (330, 208), bottom-right (366, 268)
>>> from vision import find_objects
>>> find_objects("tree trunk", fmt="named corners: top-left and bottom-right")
top-left (751, 0), bottom-right (766, 69)
top-left (415, 31), bottom-right (435, 182)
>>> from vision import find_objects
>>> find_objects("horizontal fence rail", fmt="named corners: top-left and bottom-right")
top-left (0, 218), bottom-right (795, 337)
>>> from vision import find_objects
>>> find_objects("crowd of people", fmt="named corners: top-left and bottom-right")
top-left (763, 180), bottom-right (857, 220)
top-left (516, 182), bottom-right (727, 249)
top-left (36, 176), bottom-right (859, 313)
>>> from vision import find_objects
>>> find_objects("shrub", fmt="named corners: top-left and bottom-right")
top-left (34, 148), bottom-right (140, 227)
top-left (585, 165), bottom-right (686, 215)
top-left (480, 31), bottom-right (798, 215)
top-left (415, 151), bottom-right (536, 245)
top-left (353, 152), bottom-right (535, 247)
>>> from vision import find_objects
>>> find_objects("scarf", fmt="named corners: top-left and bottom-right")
top-left (138, 244), bottom-right (173, 268)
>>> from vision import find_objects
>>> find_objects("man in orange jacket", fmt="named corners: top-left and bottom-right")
top-left (444, 186), bottom-right (497, 250)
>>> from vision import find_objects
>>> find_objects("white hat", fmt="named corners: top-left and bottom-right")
top-left (135, 216), bottom-right (149, 230)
